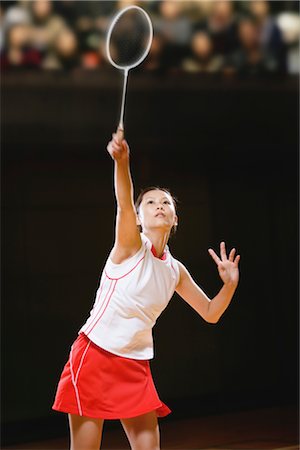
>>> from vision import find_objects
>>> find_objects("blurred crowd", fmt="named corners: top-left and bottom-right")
top-left (1, 0), bottom-right (299, 77)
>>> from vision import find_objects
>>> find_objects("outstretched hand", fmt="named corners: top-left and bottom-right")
top-left (208, 242), bottom-right (240, 287)
top-left (107, 132), bottom-right (130, 162)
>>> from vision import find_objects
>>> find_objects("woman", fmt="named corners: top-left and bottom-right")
top-left (52, 132), bottom-right (240, 450)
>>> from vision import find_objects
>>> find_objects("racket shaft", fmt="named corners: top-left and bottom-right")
top-left (119, 69), bottom-right (129, 131)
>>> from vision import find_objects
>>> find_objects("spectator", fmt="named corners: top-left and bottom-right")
top-left (205, 0), bottom-right (239, 55)
top-left (1, 22), bottom-right (41, 70)
top-left (1, 0), bottom-right (31, 51)
top-left (183, 0), bottom-right (214, 24)
top-left (224, 16), bottom-right (279, 77)
top-left (153, 1), bottom-right (192, 70)
top-left (155, 1), bottom-right (192, 46)
top-left (0, 4), bottom-right (3, 50)
top-left (30, 0), bottom-right (66, 55)
top-left (182, 30), bottom-right (224, 73)
top-left (143, 33), bottom-right (166, 73)
top-left (248, 1), bottom-right (286, 70)
top-left (116, 0), bottom-right (144, 9)
top-left (1, 0), bottom-right (296, 76)
top-left (70, 1), bottom-right (114, 53)
top-left (42, 27), bottom-right (79, 70)
top-left (53, 1), bottom-right (78, 29)
top-left (277, 11), bottom-right (300, 74)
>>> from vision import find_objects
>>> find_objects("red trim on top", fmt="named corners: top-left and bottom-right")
top-left (151, 244), bottom-right (167, 261)
top-left (83, 277), bottom-right (114, 335)
top-left (86, 279), bottom-right (117, 335)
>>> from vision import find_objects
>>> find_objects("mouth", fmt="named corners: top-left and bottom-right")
top-left (155, 212), bottom-right (166, 218)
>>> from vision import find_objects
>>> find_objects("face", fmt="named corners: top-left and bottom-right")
top-left (250, 1), bottom-right (269, 19)
top-left (8, 24), bottom-right (30, 48)
top-left (32, 0), bottom-right (52, 20)
top-left (212, 1), bottom-right (233, 22)
top-left (160, 1), bottom-right (182, 20)
top-left (55, 29), bottom-right (77, 57)
top-left (192, 32), bottom-right (212, 59)
top-left (137, 190), bottom-right (178, 234)
top-left (239, 21), bottom-right (259, 48)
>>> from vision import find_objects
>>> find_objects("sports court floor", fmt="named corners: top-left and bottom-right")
top-left (3, 405), bottom-right (298, 450)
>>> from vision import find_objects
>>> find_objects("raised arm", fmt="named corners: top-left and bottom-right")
top-left (106, 132), bottom-right (142, 264)
top-left (176, 242), bottom-right (240, 323)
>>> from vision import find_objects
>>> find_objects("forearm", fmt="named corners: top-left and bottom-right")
top-left (114, 158), bottom-right (134, 210)
top-left (207, 282), bottom-right (237, 323)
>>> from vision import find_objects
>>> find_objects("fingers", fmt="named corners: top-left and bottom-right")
top-left (234, 254), bottom-right (240, 267)
top-left (106, 139), bottom-right (118, 154)
top-left (220, 241), bottom-right (227, 261)
top-left (209, 243), bottom-right (240, 267)
top-left (229, 248), bottom-right (236, 262)
top-left (112, 133), bottom-right (128, 150)
top-left (121, 139), bottom-right (129, 152)
top-left (208, 248), bottom-right (221, 265)
top-left (106, 133), bottom-right (128, 158)
top-left (112, 133), bottom-right (122, 149)
top-left (116, 127), bottom-right (124, 143)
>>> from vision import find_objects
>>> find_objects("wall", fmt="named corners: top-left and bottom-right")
top-left (2, 72), bottom-right (298, 441)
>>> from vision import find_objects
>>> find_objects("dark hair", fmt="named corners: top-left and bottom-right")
top-left (135, 186), bottom-right (178, 234)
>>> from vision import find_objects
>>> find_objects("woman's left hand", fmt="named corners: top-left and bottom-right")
top-left (208, 242), bottom-right (240, 287)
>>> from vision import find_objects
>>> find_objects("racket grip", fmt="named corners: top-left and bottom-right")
top-left (116, 127), bottom-right (124, 143)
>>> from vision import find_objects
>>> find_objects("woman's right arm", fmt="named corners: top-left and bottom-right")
top-left (107, 132), bottom-right (142, 264)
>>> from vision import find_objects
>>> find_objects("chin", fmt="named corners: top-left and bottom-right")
top-left (155, 224), bottom-right (172, 233)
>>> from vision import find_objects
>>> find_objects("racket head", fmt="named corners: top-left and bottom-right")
top-left (106, 5), bottom-right (153, 71)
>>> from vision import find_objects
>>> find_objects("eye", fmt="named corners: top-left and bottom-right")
top-left (147, 200), bottom-right (154, 204)
top-left (163, 200), bottom-right (171, 204)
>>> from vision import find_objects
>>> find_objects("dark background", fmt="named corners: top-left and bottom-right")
top-left (1, 71), bottom-right (298, 445)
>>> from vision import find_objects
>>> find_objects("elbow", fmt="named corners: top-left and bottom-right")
top-left (205, 303), bottom-right (220, 324)
top-left (205, 314), bottom-right (220, 324)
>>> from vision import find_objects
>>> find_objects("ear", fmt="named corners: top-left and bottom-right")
top-left (136, 214), bottom-right (141, 226)
top-left (174, 214), bottom-right (178, 227)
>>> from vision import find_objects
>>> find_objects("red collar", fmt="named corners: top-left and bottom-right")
top-left (151, 244), bottom-right (167, 260)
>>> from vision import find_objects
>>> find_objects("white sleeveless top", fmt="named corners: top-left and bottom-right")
top-left (79, 233), bottom-right (180, 360)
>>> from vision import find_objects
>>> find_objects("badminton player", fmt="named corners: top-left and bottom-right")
top-left (52, 133), bottom-right (240, 450)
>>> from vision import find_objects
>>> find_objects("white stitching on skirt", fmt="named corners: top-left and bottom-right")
top-left (70, 339), bottom-right (91, 416)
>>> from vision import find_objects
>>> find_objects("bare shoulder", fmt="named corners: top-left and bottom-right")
top-left (111, 207), bottom-right (142, 263)
top-left (110, 238), bottom-right (143, 264)
top-left (177, 260), bottom-right (189, 276)
top-left (175, 260), bottom-right (191, 286)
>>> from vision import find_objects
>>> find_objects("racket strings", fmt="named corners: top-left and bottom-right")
top-left (108, 9), bottom-right (151, 68)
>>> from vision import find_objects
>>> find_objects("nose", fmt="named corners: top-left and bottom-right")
top-left (156, 203), bottom-right (164, 210)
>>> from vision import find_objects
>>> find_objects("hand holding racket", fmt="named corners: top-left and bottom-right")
top-left (107, 133), bottom-right (129, 162)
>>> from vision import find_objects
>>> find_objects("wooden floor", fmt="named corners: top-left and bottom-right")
top-left (3, 406), bottom-right (299, 450)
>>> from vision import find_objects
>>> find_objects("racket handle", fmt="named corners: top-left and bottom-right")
top-left (116, 127), bottom-right (124, 144)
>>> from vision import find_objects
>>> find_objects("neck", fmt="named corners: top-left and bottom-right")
top-left (143, 230), bottom-right (170, 258)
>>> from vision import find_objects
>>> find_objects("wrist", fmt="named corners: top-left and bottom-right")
top-left (115, 155), bottom-right (129, 166)
top-left (223, 280), bottom-right (237, 292)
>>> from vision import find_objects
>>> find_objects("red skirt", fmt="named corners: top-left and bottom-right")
top-left (52, 333), bottom-right (171, 419)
